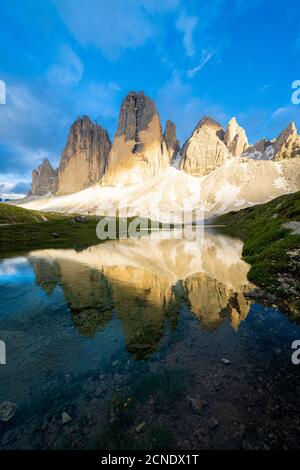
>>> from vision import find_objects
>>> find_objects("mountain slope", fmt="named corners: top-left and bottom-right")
top-left (215, 191), bottom-right (300, 317)
top-left (18, 157), bottom-right (300, 222)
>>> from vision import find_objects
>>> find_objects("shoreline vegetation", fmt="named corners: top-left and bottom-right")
top-left (0, 204), bottom-right (172, 258)
top-left (215, 191), bottom-right (300, 319)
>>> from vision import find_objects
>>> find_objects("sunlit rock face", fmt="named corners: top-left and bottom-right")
top-left (102, 92), bottom-right (169, 186)
top-left (180, 117), bottom-right (229, 176)
top-left (273, 122), bottom-right (300, 161)
top-left (57, 116), bottom-right (111, 195)
top-left (31, 159), bottom-right (58, 196)
top-left (29, 230), bottom-right (252, 358)
top-left (224, 117), bottom-right (249, 157)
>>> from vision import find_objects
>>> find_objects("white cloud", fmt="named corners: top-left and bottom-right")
top-left (187, 49), bottom-right (217, 78)
top-left (0, 180), bottom-right (30, 200)
top-left (46, 45), bottom-right (84, 86)
top-left (270, 105), bottom-right (300, 130)
top-left (176, 10), bottom-right (198, 57)
top-left (272, 107), bottom-right (287, 118)
top-left (54, 0), bottom-right (179, 59)
top-left (0, 76), bottom-right (122, 186)
top-left (0, 83), bottom-right (70, 174)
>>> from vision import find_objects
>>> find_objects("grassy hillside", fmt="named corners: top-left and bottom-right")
top-left (0, 204), bottom-right (102, 256)
top-left (215, 192), bottom-right (300, 317)
top-left (0, 203), bottom-right (58, 224)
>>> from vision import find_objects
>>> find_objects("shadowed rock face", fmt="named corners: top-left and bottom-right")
top-left (57, 116), bottom-right (111, 194)
top-left (102, 91), bottom-right (169, 186)
top-left (254, 138), bottom-right (273, 154)
top-left (164, 120), bottom-right (180, 161)
top-left (115, 92), bottom-right (156, 142)
top-left (180, 117), bottom-right (229, 176)
top-left (31, 159), bottom-right (58, 196)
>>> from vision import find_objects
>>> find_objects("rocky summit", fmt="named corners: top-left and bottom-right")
top-left (243, 121), bottom-right (300, 161)
top-left (179, 117), bottom-right (229, 176)
top-left (31, 159), bottom-right (58, 196)
top-left (273, 122), bottom-right (300, 161)
top-left (101, 91), bottom-right (169, 186)
top-left (57, 116), bottom-right (111, 195)
top-left (224, 117), bottom-right (249, 157)
top-left (25, 91), bottom-right (300, 221)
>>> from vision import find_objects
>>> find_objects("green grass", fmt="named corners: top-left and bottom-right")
top-left (0, 204), bottom-right (102, 256)
top-left (0, 203), bottom-right (172, 257)
top-left (215, 191), bottom-right (300, 317)
top-left (0, 203), bottom-right (64, 224)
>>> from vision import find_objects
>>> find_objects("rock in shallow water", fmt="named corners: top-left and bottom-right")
top-left (61, 411), bottom-right (72, 425)
top-left (0, 401), bottom-right (18, 422)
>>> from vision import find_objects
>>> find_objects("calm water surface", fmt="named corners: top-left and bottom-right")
top-left (0, 230), bottom-right (299, 449)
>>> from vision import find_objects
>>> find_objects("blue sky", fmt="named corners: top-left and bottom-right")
top-left (0, 0), bottom-right (300, 197)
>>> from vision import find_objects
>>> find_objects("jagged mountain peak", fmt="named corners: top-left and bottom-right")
top-left (225, 117), bottom-right (249, 157)
top-left (101, 90), bottom-right (169, 186)
top-left (273, 121), bottom-right (300, 161)
top-left (196, 116), bottom-right (224, 131)
top-left (179, 116), bottom-right (228, 177)
top-left (57, 115), bottom-right (111, 194)
top-left (31, 158), bottom-right (58, 197)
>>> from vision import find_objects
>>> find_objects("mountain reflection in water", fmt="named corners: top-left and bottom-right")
top-left (28, 230), bottom-right (252, 359)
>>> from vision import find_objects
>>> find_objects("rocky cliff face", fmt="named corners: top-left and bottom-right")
top-left (224, 117), bottom-right (249, 157)
top-left (164, 120), bottom-right (180, 162)
top-left (243, 122), bottom-right (300, 161)
top-left (57, 116), bottom-right (111, 194)
top-left (102, 91), bottom-right (169, 186)
top-left (31, 159), bottom-right (58, 196)
top-left (273, 122), bottom-right (300, 161)
top-left (180, 117), bottom-right (229, 176)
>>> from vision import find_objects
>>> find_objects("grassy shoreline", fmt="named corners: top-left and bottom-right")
top-left (0, 204), bottom-right (171, 258)
top-left (215, 192), bottom-right (300, 318)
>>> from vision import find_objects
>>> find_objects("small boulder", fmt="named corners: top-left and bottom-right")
top-left (0, 401), bottom-right (18, 422)
top-left (135, 422), bottom-right (146, 433)
top-left (208, 417), bottom-right (219, 430)
top-left (61, 411), bottom-right (72, 425)
top-left (187, 396), bottom-right (208, 415)
top-left (72, 215), bottom-right (87, 224)
top-left (221, 358), bottom-right (231, 365)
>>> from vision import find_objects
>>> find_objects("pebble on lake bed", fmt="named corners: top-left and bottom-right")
top-left (135, 422), bottom-right (146, 433)
top-left (0, 401), bottom-right (18, 422)
top-left (221, 358), bottom-right (231, 365)
top-left (61, 411), bottom-right (72, 425)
